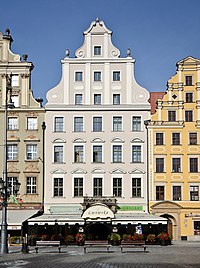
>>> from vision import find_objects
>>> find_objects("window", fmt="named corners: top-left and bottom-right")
top-left (194, 221), bottom-right (200, 235)
top-left (190, 158), bottom-right (198, 172)
top-left (113, 178), bottom-right (122, 197)
top-left (189, 133), bottom-right (197, 145)
top-left (75, 72), bottom-right (83, 82)
top-left (113, 117), bottom-right (122, 131)
top-left (75, 94), bottom-right (83, 105)
top-left (172, 158), bottom-right (181, 172)
top-left (74, 146), bottom-right (84, 163)
top-left (185, 75), bottom-right (193, 86)
top-left (93, 145), bottom-right (102, 163)
top-left (7, 145), bottom-right (18, 160)
top-left (8, 117), bottom-right (18, 130)
top-left (11, 75), bottom-right (19, 87)
top-left (132, 178), bottom-right (141, 197)
top-left (26, 145), bottom-right (37, 160)
top-left (172, 133), bottom-right (180, 145)
top-left (190, 186), bottom-right (199, 201)
top-left (93, 178), bottom-right (102, 196)
top-left (94, 72), bottom-right (101, 81)
top-left (156, 186), bottom-right (165, 200)
top-left (26, 176), bottom-right (36, 194)
top-left (74, 117), bottom-right (83, 132)
top-left (132, 116), bottom-right (141, 131)
top-left (94, 94), bottom-right (101, 105)
top-left (113, 94), bottom-right (120, 105)
top-left (54, 117), bottom-right (64, 132)
top-left (186, 92), bottom-right (193, 103)
top-left (113, 71), bottom-right (120, 81)
top-left (94, 46), bottom-right (101, 55)
top-left (173, 186), bottom-right (181, 201)
top-left (7, 177), bottom-right (17, 195)
top-left (93, 117), bottom-right (102, 132)
top-left (185, 110), bottom-right (193, 122)
top-left (54, 146), bottom-right (63, 163)
top-left (74, 178), bottom-right (83, 197)
top-left (156, 133), bottom-right (164, 145)
top-left (132, 145), bottom-right (142, 163)
top-left (27, 117), bottom-right (37, 130)
top-left (113, 145), bottom-right (122, 163)
top-left (54, 178), bottom-right (63, 197)
top-left (168, 111), bottom-right (176, 122)
top-left (156, 158), bottom-right (164, 173)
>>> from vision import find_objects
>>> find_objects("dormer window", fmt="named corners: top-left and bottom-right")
top-left (94, 72), bottom-right (101, 81)
top-left (75, 72), bottom-right (83, 82)
top-left (11, 75), bottom-right (19, 87)
top-left (94, 46), bottom-right (101, 56)
top-left (113, 71), bottom-right (120, 81)
top-left (185, 75), bottom-right (193, 86)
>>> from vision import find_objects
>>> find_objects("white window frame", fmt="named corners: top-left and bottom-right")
top-left (94, 71), bottom-right (102, 82)
top-left (54, 116), bottom-right (64, 132)
top-left (7, 144), bottom-right (18, 160)
top-left (75, 94), bottom-right (83, 105)
top-left (112, 144), bottom-right (123, 163)
top-left (11, 75), bottom-right (19, 87)
top-left (112, 176), bottom-right (123, 197)
top-left (75, 71), bottom-right (83, 82)
top-left (113, 71), bottom-right (121, 82)
top-left (8, 117), bottom-right (18, 130)
top-left (26, 176), bottom-right (37, 194)
top-left (131, 176), bottom-right (143, 198)
top-left (132, 116), bottom-right (142, 131)
top-left (27, 117), bottom-right (37, 130)
top-left (171, 184), bottom-right (182, 201)
top-left (92, 116), bottom-right (103, 132)
top-left (93, 46), bottom-right (102, 56)
top-left (93, 176), bottom-right (104, 196)
top-left (73, 144), bottom-right (84, 163)
top-left (73, 176), bottom-right (84, 197)
top-left (53, 177), bottom-right (64, 197)
top-left (132, 144), bottom-right (143, 163)
top-left (113, 116), bottom-right (123, 132)
top-left (74, 116), bottom-right (84, 132)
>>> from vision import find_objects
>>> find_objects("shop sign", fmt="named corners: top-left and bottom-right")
top-left (82, 204), bottom-right (114, 219)
top-left (50, 206), bottom-right (82, 214)
top-left (119, 206), bottom-right (143, 211)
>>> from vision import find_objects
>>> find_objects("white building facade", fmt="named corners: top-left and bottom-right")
top-left (29, 19), bottom-right (167, 239)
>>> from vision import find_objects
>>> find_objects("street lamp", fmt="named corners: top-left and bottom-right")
top-left (0, 74), bottom-right (15, 254)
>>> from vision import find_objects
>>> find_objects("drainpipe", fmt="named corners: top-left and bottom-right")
top-left (41, 122), bottom-right (46, 210)
top-left (144, 120), bottom-right (150, 213)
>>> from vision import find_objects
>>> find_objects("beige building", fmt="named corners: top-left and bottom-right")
top-left (29, 19), bottom-right (167, 239)
top-left (0, 29), bottom-right (45, 235)
top-left (148, 56), bottom-right (200, 241)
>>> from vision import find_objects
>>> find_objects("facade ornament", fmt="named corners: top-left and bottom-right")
top-left (127, 48), bottom-right (131, 57)
top-left (65, 49), bottom-right (70, 58)
top-left (22, 54), bottom-right (28, 61)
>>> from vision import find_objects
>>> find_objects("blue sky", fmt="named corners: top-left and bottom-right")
top-left (1, 0), bottom-right (200, 103)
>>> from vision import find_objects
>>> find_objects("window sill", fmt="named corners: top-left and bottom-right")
top-left (7, 159), bottom-right (19, 162)
top-left (92, 162), bottom-right (105, 164)
top-left (25, 159), bottom-right (39, 162)
top-left (8, 129), bottom-right (19, 131)
top-left (26, 129), bottom-right (38, 131)
top-left (131, 162), bottom-right (144, 164)
top-left (73, 162), bottom-right (85, 164)
top-left (111, 162), bottom-right (124, 164)
top-left (53, 131), bottom-right (66, 133)
top-left (53, 162), bottom-right (66, 164)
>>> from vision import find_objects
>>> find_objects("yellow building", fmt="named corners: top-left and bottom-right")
top-left (148, 56), bottom-right (200, 241)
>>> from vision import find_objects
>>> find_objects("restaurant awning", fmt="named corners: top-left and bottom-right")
top-left (28, 214), bottom-right (85, 226)
top-left (112, 213), bottom-right (168, 225)
top-left (0, 209), bottom-right (40, 230)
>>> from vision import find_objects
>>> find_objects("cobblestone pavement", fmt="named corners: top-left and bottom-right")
top-left (0, 242), bottom-right (200, 268)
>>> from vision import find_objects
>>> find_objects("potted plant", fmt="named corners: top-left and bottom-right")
top-left (122, 234), bottom-right (132, 241)
top-left (109, 233), bottom-right (121, 246)
top-left (65, 234), bottom-right (75, 245)
top-left (132, 233), bottom-right (144, 241)
top-left (157, 232), bottom-right (171, 246)
top-left (76, 233), bottom-right (85, 246)
top-left (146, 234), bottom-right (156, 244)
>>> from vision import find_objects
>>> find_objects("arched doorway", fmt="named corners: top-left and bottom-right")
top-left (85, 223), bottom-right (111, 240)
top-left (160, 214), bottom-right (176, 239)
